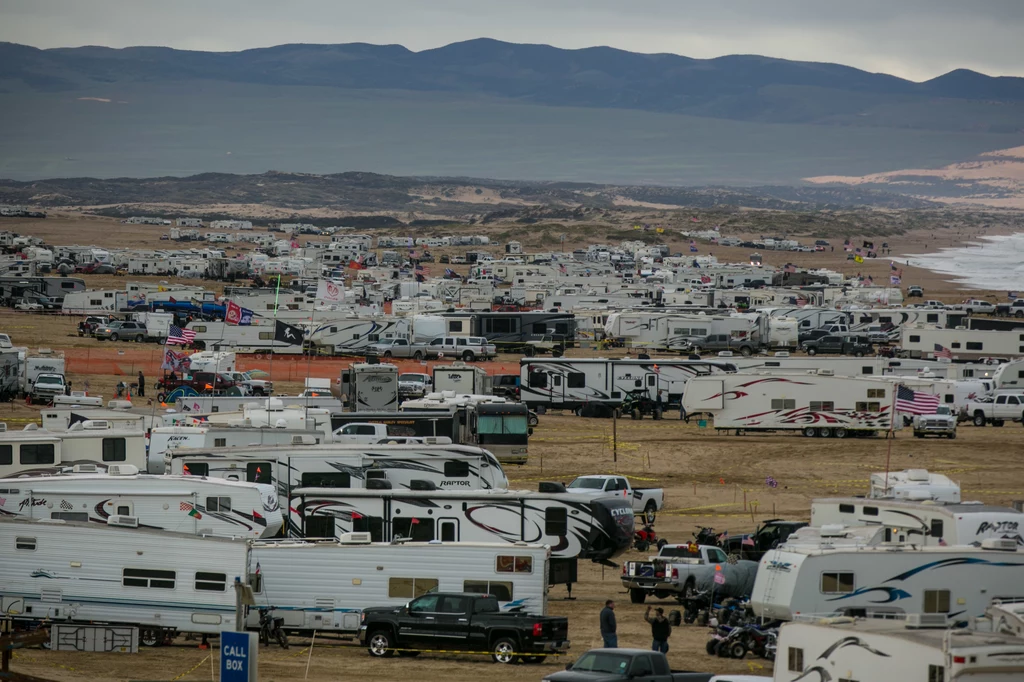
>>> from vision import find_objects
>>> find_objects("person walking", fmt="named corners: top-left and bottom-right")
top-left (599, 600), bottom-right (617, 648)
top-left (137, 370), bottom-right (145, 398)
top-left (645, 606), bottom-right (672, 653)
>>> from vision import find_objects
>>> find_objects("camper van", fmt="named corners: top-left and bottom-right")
top-left (246, 539), bottom-right (551, 634)
top-left (752, 526), bottom-right (1024, 621)
top-left (1, 517), bottom-right (248, 645)
top-left (0, 467), bottom-right (282, 538)
top-left (292, 487), bottom-right (635, 588)
top-left (0, 422), bottom-right (146, 478)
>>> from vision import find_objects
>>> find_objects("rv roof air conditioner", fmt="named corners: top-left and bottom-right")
top-left (71, 464), bottom-right (99, 474)
top-left (338, 532), bottom-right (371, 545)
top-left (905, 613), bottom-right (949, 629)
top-left (107, 400), bottom-right (133, 410)
top-left (82, 420), bottom-right (112, 430)
top-left (0, 423), bottom-right (6, 433)
top-left (982, 538), bottom-right (1019, 552)
top-left (274, 419), bottom-right (288, 429)
top-left (817, 369), bottom-right (835, 376)
top-left (107, 515), bottom-right (139, 528)
top-left (107, 464), bottom-right (139, 476)
top-left (907, 469), bottom-right (930, 482)
top-left (291, 435), bottom-right (317, 445)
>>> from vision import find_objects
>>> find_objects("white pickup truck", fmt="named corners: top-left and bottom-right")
top-left (912, 405), bottom-right (957, 439)
top-left (565, 474), bottom-right (664, 523)
top-left (951, 299), bottom-right (996, 315)
top-left (621, 543), bottom-right (758, 604)
top-left (965, 391), bottom-right (1024, 426)
top-left (331, 422), bottom-right (452, 445)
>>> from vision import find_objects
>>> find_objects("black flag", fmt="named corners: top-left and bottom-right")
top-left (274, 320), bottom-right (304, 346)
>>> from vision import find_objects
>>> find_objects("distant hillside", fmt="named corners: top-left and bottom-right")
top-left (3, 38), bottom-right (1024, 132)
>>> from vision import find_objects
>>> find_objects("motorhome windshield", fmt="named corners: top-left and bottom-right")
top-left (477, 413), bottom-right (528, 439)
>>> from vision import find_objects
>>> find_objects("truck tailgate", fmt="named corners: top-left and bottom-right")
top-left (539, 618), bottom-right (569, 641)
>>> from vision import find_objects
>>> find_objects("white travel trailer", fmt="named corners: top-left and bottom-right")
top-left (246, 539), bottom-right (551, 633)
top-left (752, 527), bottom-right (1024, 621)
top-left (292, 487), bottom-right (635, 587)
top-left (774, 617), bottom-right (1024, 682)
top-left (869, 469), bottom-right (961, 503)
top-left (993, 358), bottom-right (1024, 390)
top-left (810, 498), bottom-right (1024, 546)
top-left (0, 423), bottom-right (146, 478)
top-left (729, 355), bottom-right (951, 378)
top-left (306, 317), bottom-right (411, 355)
top-left (174, 394), bottom-right (342, 414)
top-left (433, 362), bottom-right (492, 394)
top-left (519, 357), bottom-right (736, 412)
top-left (187, 320), bottom-right (306, 354)
top-left (902, 325), bottom-right (1024, 360)
top-left (147, 425), bottom-right (321, 474)
top-left (342, 363), bottom-right (398, 412)
top-left (40, 407), bottom-right (149, 433)
top-left (0, 517), bottom-right (248, 644)
top-left (0, 467), bottom-right (283, 539)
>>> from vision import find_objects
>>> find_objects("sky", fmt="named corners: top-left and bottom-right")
top-left (2, 0), bottom-right (1023, 82)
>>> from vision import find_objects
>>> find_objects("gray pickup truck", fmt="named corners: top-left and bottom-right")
top-left (622, 544), bottom-right (758, 603)
top-left (543, 649), bottom-right (712, 682)
top-left (367, 338), bottom-right (436, 360)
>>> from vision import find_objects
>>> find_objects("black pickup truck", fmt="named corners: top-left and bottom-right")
top-left (543, 649), bottom-right (713, 682)
top-left (360, 592), bottom-right (570, 664)
top-left (720, 519), bottom-right (808, 562)
top-left (801, 334), bottom-right (872, 356)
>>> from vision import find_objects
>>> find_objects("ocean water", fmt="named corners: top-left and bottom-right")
top-left (902, 233), bottom-right (1024, 291)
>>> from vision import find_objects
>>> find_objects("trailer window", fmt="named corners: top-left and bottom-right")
top-left (258, 332), bottom-right (273, 340)
top-left (787, 647), bottom-right (804, 672)
top-left (909, 335), bottom-right (920, 343)
top-left (820, 572), bottom-right (854, 593)
top-left (496, 555), bottom-right (534, 574)
top-left (102, 438), bottom-right (127, 462)
top-left (448, 321), bottom-right (463, 333)
top-left (861, 366), bottom-right (873, 375)
top-left (388, 577), bottom-right (439, 599)
top-left (19, 444), bottom-right (55, 465)
top-left (123, 568), bottom-right (176, 589)
top-left (304, 515), bottom-right (335, 538)
top-left (552, 375), bottom-right (562, 387)
top-left (809, 401), bottom-right (834, 411)
top-left (49, 511), bottom-right (88, 522)
top-left (393, 517), bottom-right (434, 542)
top-left (928, 665), bottom-right (944, 682)
top-left (567, 372), bottom-right (585, 388)
top-left (352, 515), bottom-right (384, 541)
top-left (214, 438), bottom-right (226, 447)
top-left (855, 402), bottom-right (881, 411)
top-left (545, 507), bottom-right (568, 535)
top-left (528, 371), bottom-right (547, 388)
top-left (770, 399), bottom-right (796, 410)
top-left (838, 503), bottom-right (855, 513)
top-left (206, 497), bottom-right (231, 512)
top-left (863, 506), bottom-right (879, 516)
top-left (0, 444), bottom-right (11, 466)
top-left (867, 389), bottom-right (886, 399)
top-left (924, 589), bottom-right (950, 613)
top-left (464, 580), bottom-right (513, 601)
top-left (444, 461), bottom-right (470, 478)
top-left (195, 572), bottom-right (227, 592)
top-left (487, 318), bottom-right (516, 334)
top-left (301, 472), bottom-right (351, 488)
top-left (181, 462), bottom-right (209, 477)
top-left (966, 342), bottom-right (983, 351)
top-left (930, 520), bottom-right (943, 539)
top-left (16, 536), bottom-right (36, 550)
top-left (246, 462), bottom-right (271, 484)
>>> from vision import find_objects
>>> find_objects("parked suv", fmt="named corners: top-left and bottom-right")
top-left (427, 336), bottom-right (497, 361)
top-left (95, 320), bottom-right (150, 342)
top-left (78, 315), bottom-right (114, 336)
top-left (801, 335), bottom-right (873, 356)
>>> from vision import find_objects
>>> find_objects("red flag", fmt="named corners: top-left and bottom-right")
top-left (225, 300), bottom-right (242, 325)
top-left (252, 510), bottom-right (263, 520)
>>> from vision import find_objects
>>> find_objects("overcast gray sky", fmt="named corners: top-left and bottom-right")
top-left (2, 0), bottom-right (1023, 81)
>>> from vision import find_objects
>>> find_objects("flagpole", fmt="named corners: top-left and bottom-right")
top-left (267, 274), bottom-right (281, 427)
top-left (884, 382), bottom-right (900, 496)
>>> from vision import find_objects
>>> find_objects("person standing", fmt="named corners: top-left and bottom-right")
top-left (645, 606), bottom-right (672, 653)
top-left (599, 600), bottom-right (617, 648)
top-left (137, 370), bottom-right (145, 398)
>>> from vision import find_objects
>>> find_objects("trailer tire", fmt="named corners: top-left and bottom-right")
top-left (630, 588), bottom-right (647, 604)
top-left (974, 412), bottom-right (986, 427)
top-left (140, 628), bottom-right (163, 647)
top-left (367, 630), bottom-right (396, 657)
top-left (412, 351), bottom-right (423, 360)
top-left (644, 501), bottom-right (658, 525)
top-left (819, 427), bottom-right (832, 438)
top-left (491, 636), bottom-right (519, 664)
top-left (833, 427), bottom-right (848, 439)
top-left (803, 427), bottom-right (816, 437)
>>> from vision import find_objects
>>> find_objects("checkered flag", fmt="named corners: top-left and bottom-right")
top-left (180, 502), bottom-right (193, 512)
top-left (60, 500), bottom-right (73, 511)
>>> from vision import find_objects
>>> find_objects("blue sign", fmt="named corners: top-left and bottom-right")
top-left (220, 631), bottom-right (258, 682)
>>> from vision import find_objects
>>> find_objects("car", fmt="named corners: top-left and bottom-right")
top-left (491, 374), bottom-right (520, 400)
top-left (94, 320), bottom-right (150, 342)
top-left (907, 285), bottom-right (924, 297)
top-left (544, 649), bottom-right (714, 682)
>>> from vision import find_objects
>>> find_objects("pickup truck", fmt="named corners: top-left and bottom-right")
top-left (565, 475), bottom-right (664, 524)
top-left (951, 299), bottom-right (996, 315)
top-left (720, 520), bottom-right (808, 561)
top-left (331, 422), bottom-right (451, 445)
top-left (77, 315), bottom-right (115, 336)
top-left (360, 592), bottom-right (570, 664)
top-left (996, 299), bottom-right (1024, 318)
top-left (801, 335), bottom-right (872, 356)
top-left (543, 649), bottom-right (713, 682)
top-left (224, 371), bottom-right (273, 396)
top-left (622, 544), bottom-right (758, 603)
top-left (913, 405), bottom-right (957, 438)
top-left (427, 336), bottom-right (497, 362)
top-left (398, 372), bottom-right (431, 400)
top-left (30, 372), bottom-right (67, 404)
top-left (368, 338), bottom-right (436, 361)
top-left (155, 371), bottom-right (240, 401)
top-left (965, 392), bottom-right (1024, 426)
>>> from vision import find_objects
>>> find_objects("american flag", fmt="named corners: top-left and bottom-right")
top-left (934, 344), bottom-right (953, 360)
top-left (895, 385), bottom-right (941, 415)
top-left (783, 263), bottom-right (796, 273)
top-left (166, 325), bottom-right (196, 346)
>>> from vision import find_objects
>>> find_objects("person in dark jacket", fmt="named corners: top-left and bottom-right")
top-left (137, 370), bottom-right (145, 398)
top-left (599, 600), bottom-right (617, 648)
top-left (645, 606), bottom-right (672, 653)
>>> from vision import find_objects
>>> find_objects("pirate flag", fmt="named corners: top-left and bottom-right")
top-left (274, 320), bottom-right (304, 346)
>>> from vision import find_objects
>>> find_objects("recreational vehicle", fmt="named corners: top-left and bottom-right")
top-left (187, 320), bottom-right (307, 354)
top-left (174, 394), bottom-right (342, 414)
top-left (292, 487), bottom-right (635, 587)
top-left (869, 469), bottom-right (961, 503)
top-left (811, 498), bottom-right (1024, 546)
top-left (0, 517), bottom-right (248, 644)
top-left (442, 311), bottom-right (577, 352)
top-left (433, 362), bottom-right (492, 394)
top-left (246, 539), bottom-right (551, 634)
top-left (306, 317), bottom-right (411, 355)
top-left (752, 526), bottom-right (1024, 621)
top-left (901, 324), bottom-right (1024, 360)
top-left (0, 467), bottom-right (282, 538)
top-left (520, 357), bottom-right (736, 413)
top-left (774, 617), bottom-right (1024, 682)
top-left (147, 425), bottom-right (322, 474)
top-left (0, 423), bottom-right (146, 478)
top-left (341, 363), bottom-right (399, 412)
top-left (397, 394), bottom-right (531, 465)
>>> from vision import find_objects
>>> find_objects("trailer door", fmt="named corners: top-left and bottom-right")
top-left (700, 380), bottom-right (725, 410)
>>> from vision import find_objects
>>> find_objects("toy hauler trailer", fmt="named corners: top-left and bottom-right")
top-left (306, 317), bottom-right (411, 355)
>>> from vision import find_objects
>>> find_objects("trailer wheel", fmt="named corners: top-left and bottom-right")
top-left (140, 628), bottom-right (163, 647)
top-left (973, 412), bottom-right (986, 427)
top-left (803, 426), bottom-right (816, 437)
top-left (833, 427), bottom-right (848, 439)
top-left (629, 588), bottom-right (647, 604)
top-left (644, 501), bottom-right (658, 525)
top-left (412, 351), bottom-right (423, 361)
top-left (819, 427), bottom-right (832, 438)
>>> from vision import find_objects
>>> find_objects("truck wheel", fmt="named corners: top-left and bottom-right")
top-left (135, 334), bottom-right (144, 343)
top-left (803, 426), bottom-right (817, 438)
top-left (491, 637), bottom-right (519, 664)
top-left (833, 427), bottom-right (848, 439)
top-left (644, 501), bottom-right (658, 525)
top-left (973, 412), bottom-right (986, 427)
top-left (383, 351), bottom-right (392, 359)
top-left (109, 333), bottom-right (119, 341)
top-left (994, 420), bottom-right (1005, 427)
top-left (1016, 310), bottom-right (1023, 318)
top-left (523, 346), bottom-right (535, 357)
top-left (682, 580), bottom-right (696, 600)
top-left (807, 347), bottom-right (817, 356)
top-left (740, 346), bottom-right (753, 357)
top-left (367, 630), bottom-right (395, 657)
top-left (462, 351), bottom-right (475, 362)
top-left (854, 351), bottom-right (864, 357)
top-left (630, 588), bottom-right (647, 604)
top-left (947, 432), bottom-right (957, 439)
top-left (914, 432), bottom-right (924, 438)
top-left (412, 351), bottom-right (423, 360)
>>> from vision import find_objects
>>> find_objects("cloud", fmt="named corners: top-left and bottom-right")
top-left (1, 0), bottom-right (1022, 81)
